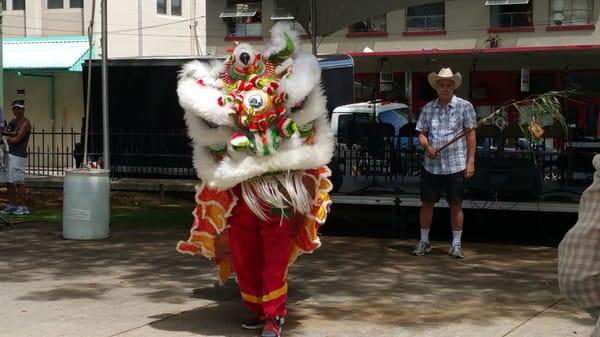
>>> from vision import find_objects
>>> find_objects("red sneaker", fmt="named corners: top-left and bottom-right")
top-left (261, 316), bottom-right (284, 337)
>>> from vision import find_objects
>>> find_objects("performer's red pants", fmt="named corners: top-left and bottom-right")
top-left (228, 195), bottom-right (292, 317)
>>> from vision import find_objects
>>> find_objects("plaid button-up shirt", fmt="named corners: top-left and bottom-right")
top-left (415, 95), bottom-right (476, 175)
top-left (559, 154), bottom-right (600, 337)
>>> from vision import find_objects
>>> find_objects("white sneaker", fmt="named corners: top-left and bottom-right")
top-left (13, 206), bottom-right (30, 215)
top-left (1, 205), bottom-right (18, 215)
top-left (411, 240), bottom-right (431, 256)
top-left (448, 244), bottom-right (464, 259)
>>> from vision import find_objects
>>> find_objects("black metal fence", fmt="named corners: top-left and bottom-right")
top-left (26, 127), bottom-right (196, 179)
top-left (27, 127), bottom-right (80, 177)
top-left (25, 127), bottom-right (592, 198)
top-left (102, 129), bottom-right (195, 179)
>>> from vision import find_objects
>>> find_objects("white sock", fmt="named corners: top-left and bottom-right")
top-left (420, 228), bottom-right (430, 243)
top-left (452, 230), bottom-right (462, 246)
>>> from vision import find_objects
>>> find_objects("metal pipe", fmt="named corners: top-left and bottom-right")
top-left (138, 0), bottom-right (143, 56)
top-left (83, 0), bottom-right (97, 167)
top-left (101, 0), bottom-right (110, 170)
top-left (0, 4), bottom-right (4, 128)
top-left (310, 0), bottom-right (316, 55)
top-left (193, 0), bottom-right (202, 55)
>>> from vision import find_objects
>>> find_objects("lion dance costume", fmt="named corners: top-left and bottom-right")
top-left (175, 23), bottom-right (333, 336)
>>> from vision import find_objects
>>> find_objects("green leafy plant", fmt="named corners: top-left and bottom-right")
top-left (434, 90), bottom-right (571, 156)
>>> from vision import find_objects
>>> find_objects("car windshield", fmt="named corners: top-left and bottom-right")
top-left (337, 113), bottom-right (373, 144)
top-left (377, 109), bottom-right (409, 135)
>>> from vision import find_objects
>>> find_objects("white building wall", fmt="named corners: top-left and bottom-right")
top-left (24, 0), bottom-right (42, 36)
top-left (4, 72), bottom-right (84, 132)
top-left (5, 1), bottom-right (598, 57)
top-left (2, 7), bottom-right (26, 37)
top-left (104, 1), bottom-right (139, 57)
top-left (42, 7), bottom-right (84, 36)
top-left (136, 0), bottom-right (195, 57)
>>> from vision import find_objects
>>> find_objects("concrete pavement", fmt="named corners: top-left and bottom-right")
top-left (0, 222), bottom-right (594, 337)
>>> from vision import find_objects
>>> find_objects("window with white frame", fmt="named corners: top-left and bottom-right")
top-left (47, 0), bottom-right (83, 9)
top-left (171, 0), bottom-right (181, 16)
top-left (406, 2), bottom-right (445, 31)
top-left (11, 0), bottom-right (25, 10)
top-left (220, 1), bottom-right (262, 37)
top-left (157, 0), bottom-right (182, 16)
top-left (48, 0), bottom-right (63, 9)
top-left (157, 0), bottom-right (167, 14)
top-left (488, 0), bottom-right (533, 28)
top-left (0, 0), bottom-right (23, 10)
top-left (70, 0), bottom-right (83, 8)
top-left (271, 0), bottom-right (307, 35)
top-left (348, 14), bottom-right (387, 33)
top-left (549, 0), bottom-right (593, 25)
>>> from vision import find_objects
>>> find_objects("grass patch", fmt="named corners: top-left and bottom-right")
top-left (3, 204), bottom-right (194, 231)
top-left (111, 204), bottom-right (193, 230)
top-left (1, 208), bottom-right (62, 224)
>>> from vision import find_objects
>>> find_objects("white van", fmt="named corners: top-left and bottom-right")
top-left (330, 100), bottom-right (420, 151)
top-left (328, 101), bottom-right (420, 192)
top-left (330, 100), bottom-right (413, 138)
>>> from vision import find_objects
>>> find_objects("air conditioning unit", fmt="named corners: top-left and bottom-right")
top-left (380, 72), bottom-right (393, 92)
top-left (552, 0), bottom-right (565, 25)
top-left (553, 11), bottom-right (565, 25)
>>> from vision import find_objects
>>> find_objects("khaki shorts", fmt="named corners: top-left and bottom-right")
top-left (0, 154), bottom-right (27, 184)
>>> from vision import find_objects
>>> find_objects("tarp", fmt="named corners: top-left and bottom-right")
top-left (276, 0), bottom-right (454, 36)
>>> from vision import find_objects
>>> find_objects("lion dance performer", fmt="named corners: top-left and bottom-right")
top-left (175, 23), bottom-right (333, 337)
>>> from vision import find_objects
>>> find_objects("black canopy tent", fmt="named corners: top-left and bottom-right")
top-left (82, 54), bottom-right (353, 178)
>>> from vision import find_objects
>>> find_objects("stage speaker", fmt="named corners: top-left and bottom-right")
top-left (465, 158), bottom-right (542, 201)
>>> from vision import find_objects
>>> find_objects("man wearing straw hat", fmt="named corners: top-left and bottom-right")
top-left (412, 68), bottom-right (476, 258)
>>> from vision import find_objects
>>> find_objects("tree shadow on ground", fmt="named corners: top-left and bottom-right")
top-left (0, 221), bottom-right (591, 336)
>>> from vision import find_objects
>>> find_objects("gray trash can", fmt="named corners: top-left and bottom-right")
top-left (62, 168), bottom-right (110, 240)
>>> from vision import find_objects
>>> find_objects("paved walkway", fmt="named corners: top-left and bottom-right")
top-left (0, 222), bottom-right (594, 337)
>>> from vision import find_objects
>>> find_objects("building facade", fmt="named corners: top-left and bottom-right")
top-left (202, 0), bottom-right (600, 140)
top-left (1, 0), bottom-right (200, 133)
top-left (2, 0), bottom-right (599, 139)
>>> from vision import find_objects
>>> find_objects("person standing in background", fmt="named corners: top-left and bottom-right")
top-left (412, 68), bottom-right (477, 259)
top-left (0, 100), bottom-right (32, 215)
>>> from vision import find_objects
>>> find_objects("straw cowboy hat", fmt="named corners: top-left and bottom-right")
top-left (428, 67), bottom-right (462, 89)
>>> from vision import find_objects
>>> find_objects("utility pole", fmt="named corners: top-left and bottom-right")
top-left (137, 0), bottom-right (143, 56)
top-left (0, 3), bottom-right (5, 127)
top-left (101, 0), bottom-right (110, 170)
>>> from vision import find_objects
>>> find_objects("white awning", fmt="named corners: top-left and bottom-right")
top-left (485, 0), bottom-right (530, 5)
top-left (271, 7), bottom-right (295, 20)
top-left (219, 3), bottom-right (260, 18)
top-left (3, 36), bottom-right (92, 72)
